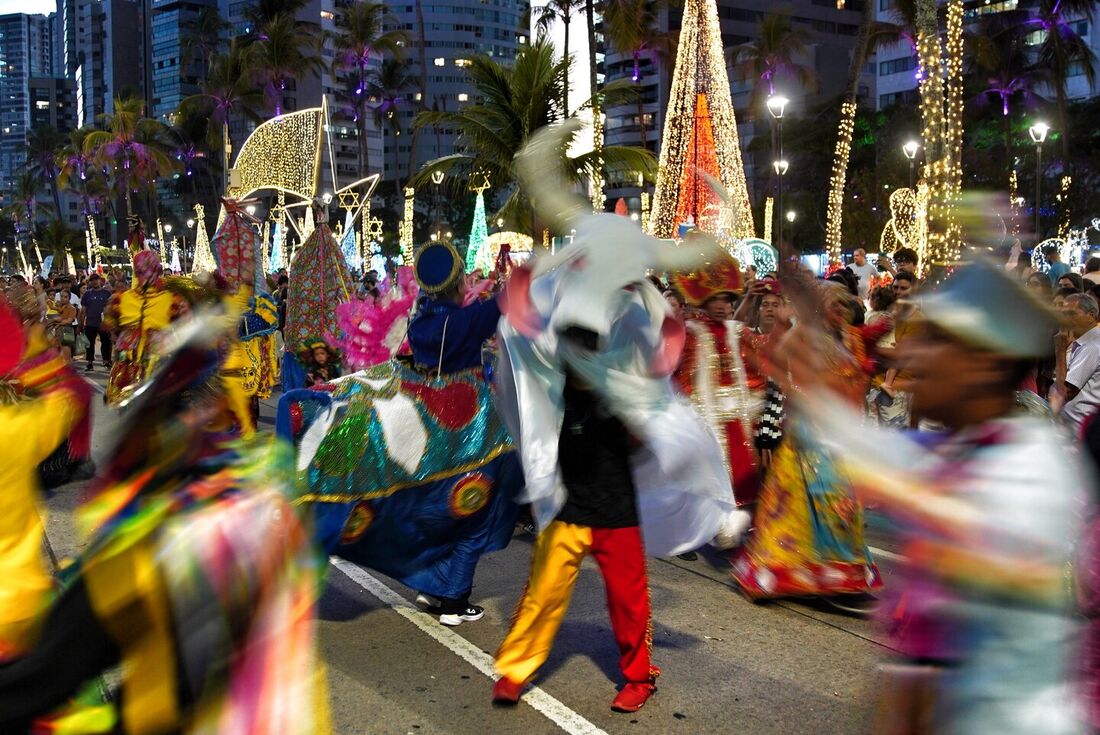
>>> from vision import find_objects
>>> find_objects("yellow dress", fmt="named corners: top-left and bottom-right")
top-left (104, 288), bottom-right (185, 406)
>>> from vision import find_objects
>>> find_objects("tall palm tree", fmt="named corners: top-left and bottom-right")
top-left (83, 96), bottom-right (176, 222)
top-left (602, 0), bottom-right (677, 150)
top-left (58, 126), bottom-right (106, 224)
top-left (24, 125), bottom-right (66, 219)
top-left (36, 218), bottom-right (84, 269)
top-left (366, 58), bottom-right (417, 138)
top-left (244, 0), bottom-right (310, 31)
top-left (182, 6), bottom-right (228, 70)
top-left (180, 40), bottom-right (265, 188)
top-left (534, 0), bottom-right (582, 112)
top-left (331, 2), bottom-right (407, 175)
top-left (246, 14), bottom-right (325, 116)
top-left (2, 170), bottom-right (54, 260)
top-left (729, 12), bottom-right (818, 114)
top-left (411, 38), bottom-right (654, 232)
top-left (1030, 0), bottom-right (1098, 162)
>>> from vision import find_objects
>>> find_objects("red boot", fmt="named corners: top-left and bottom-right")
top-left (611, 681), bottom-right (656, 712)
top-left (492, 676), bottom-right (524, 705)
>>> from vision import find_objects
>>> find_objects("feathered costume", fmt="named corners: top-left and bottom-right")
top-left (0, 310), bottom-right (330, 735)
top-left (334, 266), bottom-right (419, 371)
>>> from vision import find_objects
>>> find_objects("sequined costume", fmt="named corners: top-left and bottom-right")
top-left (292, 242), bottom-right (521, 607)
top-left (102, 251), bottom-right (188, 406)
top-left (0, 314), bottom-right (330, 735)
top-left (732, 314), bottom-right (887, 601)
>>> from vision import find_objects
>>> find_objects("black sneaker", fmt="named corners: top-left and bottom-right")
top-left (85, 364), bottom-right (94, 372)
top-left (676, 551), bottom-right (698, 561)
top-left (439, 605), bottom-right (484, 626)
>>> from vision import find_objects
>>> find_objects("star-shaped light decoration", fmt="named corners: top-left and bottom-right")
top-left (338, 190), bottom-right (361, 211)
top-left (364, 216), bottom-right (384, 241)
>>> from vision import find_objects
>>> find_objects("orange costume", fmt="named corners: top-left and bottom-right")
top-left (673, 257), bottom-right (765, 506)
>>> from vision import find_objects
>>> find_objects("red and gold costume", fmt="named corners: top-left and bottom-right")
top-left (673, 257), bottom-right (765, 506)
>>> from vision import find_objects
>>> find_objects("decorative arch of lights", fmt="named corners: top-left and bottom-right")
top-left (732, 238), bottom-right (778, 276)
top-left (483, 232), bottom-right (534, 265)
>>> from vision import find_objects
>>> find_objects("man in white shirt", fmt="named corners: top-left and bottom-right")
top-left (848, 248), bottom-right (879, 302)
top-left (1059, 292), bottom-right (1100, 430)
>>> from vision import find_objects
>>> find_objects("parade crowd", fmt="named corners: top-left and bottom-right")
top-left (0, 187), bottom-right (1098, 734)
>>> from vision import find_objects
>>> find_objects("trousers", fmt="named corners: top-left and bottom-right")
top-left (84, 325), bottom-right (112, 365)
top-left (495, 521), bottom-right (658, 686)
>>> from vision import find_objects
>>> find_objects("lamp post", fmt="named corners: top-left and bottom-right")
top-left (773, 159), bottom-right (789, 248)
top-left (1029, 121), bottom-right (1049, 239)
top-left (767, 94), bottom-right (789, 248)
top-left (185, 218), bottom-right (195, 273)
top-left (902, 140), bottom-right (920, 188)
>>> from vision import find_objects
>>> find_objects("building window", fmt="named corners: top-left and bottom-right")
top-left (879, 56), bottom-right (916, 75)
top-left (434, 57), bottom-right (445, 67)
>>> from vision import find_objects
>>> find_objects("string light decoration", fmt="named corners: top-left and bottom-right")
top-left (640, 191), bottom-right (651, 232)
top-left (191, 203), bottom-right (216, 274)
top-left (1009, 169), bottom-right (1021, 237)
top-left (763, 196), bottom-right (774, 244)
top-left (269, 221), bottom-right (285, 272)
top-left (823, 100), bottom-right (857, 265)
top-left (169, 240), bottom-right (181, 272)
top-left (1058, 175), bottom-right (1073, 238)
top-left (942, 0), bottom-right (964, 261)
top-left (86, 215), bottom-right (99, 268)
top-left (466, 177), bottom-right (490, 273)
top-left (226, 107), bottom-right (324, 201)
top-left (878, 185), bottom-right (931, 276)
top-left (156, 218), bottom-right (167, 261)
top-left (672, 94), bottom-right (725, 232)
top-left (590, 114), bottom-right (605, 212)
top-left (1032, 235), bottom-right (1082, 273)
top-left (483, 232), bottom-right (535, 267)
top-left (401, 187), bottom-right (415, 264)
top-left (650, 0), bottom-right (752, 239)
top-left (734, 238), bottom-right (778, 275)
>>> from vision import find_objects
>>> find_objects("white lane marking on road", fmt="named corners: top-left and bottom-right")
top-left (868, 546), bottom-right (905, 563)
top-left (330, 558), bottom-right (609, 735)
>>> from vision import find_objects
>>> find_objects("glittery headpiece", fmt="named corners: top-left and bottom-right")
top-left (414, 242), bottom-right (463, 294)
top-left (671, 253), bottom-right (744, 306)
top-left (134, 249), bottom-right (163, 288)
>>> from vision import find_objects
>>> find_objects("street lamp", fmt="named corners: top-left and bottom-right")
top-left (902, 140), bottom-right (920, 188)
top-left (768, 95), bottom-right (789, 249)
top-left (773, 158), bottom-right (789, 247)
top-left (184, 218), bottom-right (196, 272)
top-left (245, 205), bottom-right (256, 216)
top-left (786, 210), bottom-right (797, 223)
top-left (1029, 121), bottom-right (1050, 239)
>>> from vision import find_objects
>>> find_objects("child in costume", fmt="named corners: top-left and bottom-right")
top-left (299, 339), bottom-right (342, 387)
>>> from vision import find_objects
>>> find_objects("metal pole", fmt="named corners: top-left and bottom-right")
top-left (777, 118), bottom-right (784, 249)
top-left (1034, 143), bottom-right (1042, 239)
top-left (909, 160), bottom-right (915, 189)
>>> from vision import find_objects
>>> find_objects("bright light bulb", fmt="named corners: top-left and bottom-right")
top-left (766, 94), bottom-right (789, 119)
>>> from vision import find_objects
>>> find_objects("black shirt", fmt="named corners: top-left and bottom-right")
top-left (556, 380), bottom-right (639, 529)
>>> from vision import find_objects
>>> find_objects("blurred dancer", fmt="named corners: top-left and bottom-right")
top-left (732, 281), bottom-right (887, 611)
top-left (102, 250), bottom-right (188, 405)
top-left (0, 286), bottom-right (91, 659)
top-left (793, 260), bottom-right (1086, 734)
top-left (0, 312), bottom-right (329, 735)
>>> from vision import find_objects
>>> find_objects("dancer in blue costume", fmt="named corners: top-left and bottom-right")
top-left (294, 241), bottom-right (521, 626)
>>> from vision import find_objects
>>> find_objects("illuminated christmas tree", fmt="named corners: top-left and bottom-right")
top-left (465, 186), bottom-right (488, 273)
top-left (650, 0), bottom-right (753, 240)
top-left (190, 204), bottom-right (217, 274)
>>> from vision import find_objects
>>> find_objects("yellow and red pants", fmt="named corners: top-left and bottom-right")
top-left (495, 521), bottom-right (659, 685)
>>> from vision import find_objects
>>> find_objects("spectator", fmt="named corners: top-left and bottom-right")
top-left (79, 273), bottom-right (112, 372)
top-left (1058, 293), bottom-right (1100, 431)
top-left (878, 247), bottom-right (919, 277)
top-left (1057, 272), bottom-right (1085, 293)
top-left (48, 278), bottom-right (81, 361)
top-left (1054, 286), bottom-right (1079, 311)
top-left (1026, 272), bottom-right (1053, 299)
top-left (867, 285), bottom-right (896, 326)
top-left (1046, 245), bottom-right (1071, 284)
top-left (848, 248), bottom-right (879, 302)
top-left (1085, 257), bottom-right (1100, 286)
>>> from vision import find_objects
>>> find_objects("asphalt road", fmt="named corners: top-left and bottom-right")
top-left (42, 369), bottom-right (906, 735)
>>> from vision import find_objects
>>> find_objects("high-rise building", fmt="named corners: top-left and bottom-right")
top-left (0, 13), bottom-right (58, 191)
top-left (149, 0), bottom-right (220, 121)
top-left (72, 0), bottom-right (146, 127)
top-left (601, 0), bottom-right (874, 207)
top-left (383, 1), bottom-right (531, 183)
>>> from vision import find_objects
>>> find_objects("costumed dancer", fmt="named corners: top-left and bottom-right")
top-left (291, 240), bottom-right (522, 626)
top-left (490, 121), bottom-right (747, 712)
top-left (0, 285), bottom-right (91, 660)
top-left (792, 258), bottom-right (1085, 735)
top-left (672, 253), bottom-right (771, 506)
top-left (212, 198), bottom-right (282, 437)
top-left (298, 338), bottom-right (342, 386)
top-left (282, 199), bottom-right (354, 390)
top-left (335, 265), bottom-right (419, 371)
top-left (0, 310), bottom-right (330, 734)
top-left (102, 250), bottom-right (188, 406)
top-left (732, 280), bottom-right (888, 610)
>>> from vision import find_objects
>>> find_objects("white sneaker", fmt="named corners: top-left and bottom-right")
top-left (439, 605), bottom-right (485, 626)
top-left (415, 593), bottom-right (442, 609)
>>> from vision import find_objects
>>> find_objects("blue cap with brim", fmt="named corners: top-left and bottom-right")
top-left (414, 242), bottom-right (463, 294)
top-left (918, 258), bottom-right (1059, 358)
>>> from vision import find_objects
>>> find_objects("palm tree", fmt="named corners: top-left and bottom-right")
top-left (1030, 0), bottom-right (1098, 162)
top-left (83, 96), bottom-right (176, 223)
top-left (181, 6), bottom-right (228, 70)
top-left (2, 170), bottom-right (54, 259)
top-left (534, 0), bottom-right (582, 112)
top-left (244, 0), bottom-right (310, 31)
top-left (411, 38), bottom-right (654, 232)
top-left (331, 2), bottom-right (407, 176)
top-left (246, 14), bottom-right (325, 116)
top-left (179, 40), bottom-right (265, 188)
top-left (729, 12), bottom-right (818, 114)
top-left (24, 125), bottom-right (66, 219)
top-left (366, 58), bottom-right (417, 138)
top-left (602, 0), bottom-right (677, 150)
top-left (58, 126), bottom-right (107, 225)
top-left (36, 218), bottom-right (84, 269)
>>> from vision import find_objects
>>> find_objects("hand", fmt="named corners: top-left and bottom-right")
top-left (1054, 330), bottom-right (1072, 355)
